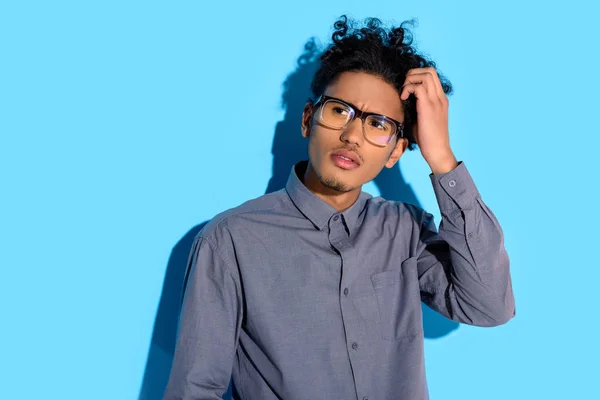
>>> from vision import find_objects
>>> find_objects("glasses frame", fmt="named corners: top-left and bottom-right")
top-left (312, 94), bottom-right (405, 147)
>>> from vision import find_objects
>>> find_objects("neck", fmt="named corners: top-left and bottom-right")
top-left (301, 161), bottom-right (362, 212)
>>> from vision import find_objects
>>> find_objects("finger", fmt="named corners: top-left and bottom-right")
top-left (424, 67), bottom-right (445, 100)
top-left (426, 67), bottom-right (445, 100)
top-left (402, 74), bottom-right (433, 100)
top-left (405, 70), bottom-right (443, 100)
top-left (406, 68), bottom-right (444, 100)
top-left (400, 82), bottom-right (428, 101)
top-left (401, 73), bottom-right (439, 102)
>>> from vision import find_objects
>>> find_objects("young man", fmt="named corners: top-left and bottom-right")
top-left (164, 16), bottom-right (515, 400)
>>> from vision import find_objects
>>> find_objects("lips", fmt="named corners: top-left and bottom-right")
top-left (331, 149), bottom-right (361, 165)
top-left (331, 149), bottom-right (361, 170)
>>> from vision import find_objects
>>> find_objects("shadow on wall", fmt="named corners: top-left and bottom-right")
top-left (138, 38), bottom-right (458, 400)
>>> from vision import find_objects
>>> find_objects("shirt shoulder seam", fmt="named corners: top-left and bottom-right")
top-left (196, 235), bottom-right (240, 281)
top-left (199, 194), bottom-right (287, 264)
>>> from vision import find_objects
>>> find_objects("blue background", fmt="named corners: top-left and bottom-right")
top-left (1, 1), bottom-right (597, 399)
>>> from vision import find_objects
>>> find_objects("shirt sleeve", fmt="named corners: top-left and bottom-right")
top-left (416, 161), bottom-right (516, 326)
top-left (163, 235), bottom-right (243, 399)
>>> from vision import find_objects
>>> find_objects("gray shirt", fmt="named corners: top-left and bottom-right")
top-left (164, 160), bottom-right (515, 400)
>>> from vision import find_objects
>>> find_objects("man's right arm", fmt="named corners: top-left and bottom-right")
top-left (163, 235), bottom-right (243, 400)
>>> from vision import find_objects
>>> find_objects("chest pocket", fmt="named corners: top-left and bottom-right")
top-left (371, 256), bottom-right (423, 341)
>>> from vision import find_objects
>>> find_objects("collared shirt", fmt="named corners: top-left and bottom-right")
top-left (164, 160), bottom-right (516, 400)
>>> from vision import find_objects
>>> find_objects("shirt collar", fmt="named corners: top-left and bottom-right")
top-left (285, 160), bottom-right (372, 233)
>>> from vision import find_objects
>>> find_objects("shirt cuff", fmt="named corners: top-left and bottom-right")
top-left (429, 161), bottom-right (481, 211)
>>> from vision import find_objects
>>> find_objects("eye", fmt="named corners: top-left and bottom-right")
top-left (369, 119), bottom-right (387, 130)
top-left (332, 106), bottom-right (349, 116)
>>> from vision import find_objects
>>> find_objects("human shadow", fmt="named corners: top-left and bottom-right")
top-left (139, 38), bottom-right (458, 400)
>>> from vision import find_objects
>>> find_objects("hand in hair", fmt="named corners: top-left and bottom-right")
top-left (401, 67), bottom-right (457, 174)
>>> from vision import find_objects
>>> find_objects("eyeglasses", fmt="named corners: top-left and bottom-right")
top-left (312, 95), bottom-right (405, 147)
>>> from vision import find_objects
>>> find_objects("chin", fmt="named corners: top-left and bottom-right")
top-left (310, 154), bottom-right (363, 192)
top-left (319, 168), bottom-right (359, 193)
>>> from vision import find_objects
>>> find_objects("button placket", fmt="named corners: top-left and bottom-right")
top-left (329, 214), bottom-right (348, 249)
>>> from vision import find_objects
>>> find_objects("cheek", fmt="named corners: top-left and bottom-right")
top-left (366, 148), bottom-right (394, 168)
top-left (358, 150), bottom-right (394, 179)
top-left (307, 129), bottom-right (333, 156)
top-left (305, 134), bottom-right (325, 172)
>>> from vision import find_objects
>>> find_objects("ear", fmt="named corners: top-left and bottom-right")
top-left (301, 103), bottom-right (314, 138)
top-left (385, 137), bottom-right (408, 168)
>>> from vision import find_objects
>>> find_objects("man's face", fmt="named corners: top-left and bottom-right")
top-left (301, 71), bottom-right (408, 193)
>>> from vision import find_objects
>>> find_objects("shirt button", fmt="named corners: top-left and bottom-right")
top-left (352, 342), bottom-right (358, 350)
top-left (468, 232), bottom-right (474, 239)
top-left (343, 288), bottom-right (349, 296)
top-left (448, 179), bottom-right (456, 187)
top-left (363, 397), bottom-right (369, 400)
top-left (333, 215), bottom-right (339, 221)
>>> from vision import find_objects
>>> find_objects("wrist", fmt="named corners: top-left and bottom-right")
top-left (427, 152), bottom-right (458, 175)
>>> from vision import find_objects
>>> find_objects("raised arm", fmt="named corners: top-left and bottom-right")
top-left (417, 161), bottom-right (515, 326)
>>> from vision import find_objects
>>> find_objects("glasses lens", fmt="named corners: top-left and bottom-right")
top-left (365, 115), bottom-right (396, 145)
top-left (320, 100), bottom-right (353, 128)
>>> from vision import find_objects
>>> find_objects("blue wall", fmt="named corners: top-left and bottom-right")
top-left (1, 1), bottom-right (597, 399)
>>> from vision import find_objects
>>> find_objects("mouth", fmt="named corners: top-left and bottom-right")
top-left (330, 150), bottom-right (361, 170)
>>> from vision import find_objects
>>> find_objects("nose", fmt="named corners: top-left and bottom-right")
top-left (339, 117), bottom-right (364, 146)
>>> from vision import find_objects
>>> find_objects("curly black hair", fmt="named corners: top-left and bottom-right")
top-left (310, 15), bottom-right (453, 151)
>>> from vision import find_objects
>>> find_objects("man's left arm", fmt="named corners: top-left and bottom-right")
top-left (400, 67), bottom-right (515, 326)
top-left (416, 160), bottom-right (516, 326)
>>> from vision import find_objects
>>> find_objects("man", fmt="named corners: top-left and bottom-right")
top-left (164, 15), bottom-right (515, 400)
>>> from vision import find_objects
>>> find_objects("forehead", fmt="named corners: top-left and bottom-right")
top-left (323, 71), bottom-right (403, 121)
